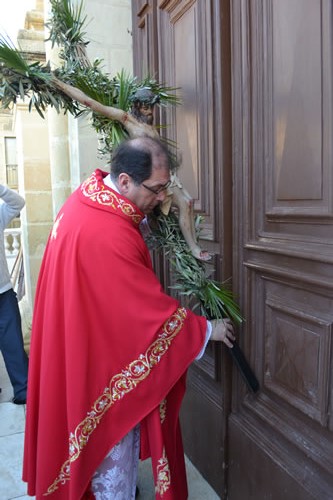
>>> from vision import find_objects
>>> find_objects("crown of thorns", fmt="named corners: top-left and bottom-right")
top-left (131, 88), bottom-right (160, 105)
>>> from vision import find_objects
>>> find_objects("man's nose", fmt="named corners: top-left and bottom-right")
top-left (156, 190), bottom-right (167, 202)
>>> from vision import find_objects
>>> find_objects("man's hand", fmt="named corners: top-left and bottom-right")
top-left (210, 318), bottom-right (235, 348)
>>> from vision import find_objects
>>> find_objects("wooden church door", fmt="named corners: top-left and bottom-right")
top-left (132, 1), bottom-right (333, 498)
top-left (132, 1), bottom-right (233, 497)
top-left (230, 0), bottom-right (333, 497)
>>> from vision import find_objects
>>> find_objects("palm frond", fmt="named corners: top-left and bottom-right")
top-left (117, 70), bottom-right (136, 111)
top-left (70, 68), bottom-right (116, 105)
top-left (146, 211), bottom-right (243, 324)
top-left (0, 36), bottom-right (32, 74)
top-left (139, 75), bottom-right (181, 106)
top-left (0, 37), bottom-right (80, 115)
top-left (46, 0), bottom-right (88, 49)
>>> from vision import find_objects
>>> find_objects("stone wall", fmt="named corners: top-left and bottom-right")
top-left (1, 0), bottom-right (133, 348)
top-left (67, 0), bottom-right (133, 184)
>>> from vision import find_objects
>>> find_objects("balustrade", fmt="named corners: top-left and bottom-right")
top-left (5, 228), bottom-right (21, 255)
top-left (4, 228), bottom-right (22, 286)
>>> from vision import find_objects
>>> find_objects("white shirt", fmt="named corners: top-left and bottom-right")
top-left (0, 185), bottom-right (25, 294)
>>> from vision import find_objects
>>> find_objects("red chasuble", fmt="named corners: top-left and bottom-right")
top-left (23, 169), bottom-right (207, 499)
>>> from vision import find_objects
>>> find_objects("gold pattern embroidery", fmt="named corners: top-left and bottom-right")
top-left (44, 307), bottom-right (187, 496)
top-left (159, 399), bottom-right (167, 424)
top-left (81, 172), bottom-right (142, 224)
top-left (155, 448), bottom-right (171, 496)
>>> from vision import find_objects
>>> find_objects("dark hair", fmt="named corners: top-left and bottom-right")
top-left (110, 137), bottom-right (170, 184)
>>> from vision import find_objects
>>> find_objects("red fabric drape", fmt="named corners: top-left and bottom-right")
top-left (23, 170), bottom-right (207, 499)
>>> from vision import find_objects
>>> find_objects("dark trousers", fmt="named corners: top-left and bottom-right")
top-left (0, 288), bottom-right (28, 399)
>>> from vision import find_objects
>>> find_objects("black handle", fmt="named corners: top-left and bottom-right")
top-left (228, 340), bottom-right (259, 393)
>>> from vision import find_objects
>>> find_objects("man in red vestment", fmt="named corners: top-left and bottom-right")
top-left (23, 137), bottom-right (234, 499)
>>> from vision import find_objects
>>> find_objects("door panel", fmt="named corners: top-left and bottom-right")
top-left (132, 1), bottom-right (233, 496)
top-left (132, 1), bottom-right (158, 77)
top-left (231, 0), bottom-right (333, 497)
top-left (158, 2), bottom-right (233, 496)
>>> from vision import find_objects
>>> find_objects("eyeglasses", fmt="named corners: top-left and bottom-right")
top-left (141, 180), bottom-right (171, 195)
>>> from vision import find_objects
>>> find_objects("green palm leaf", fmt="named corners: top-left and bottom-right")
top-left (46, 0), bottom-right (88, 49)
top-left (0, 36), bottom-right (30, 73)
top-left (147, 211), bottom-right (243, 324)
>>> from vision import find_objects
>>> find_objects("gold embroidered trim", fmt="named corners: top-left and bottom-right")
top-left (159, 399), bottom-right (167, 424)
top-left (80, 172), bottom-right (142, 224)
top-left (44, 307), bottom-right (187, 496)
top-left (155, 448), bottom-right (171, 496)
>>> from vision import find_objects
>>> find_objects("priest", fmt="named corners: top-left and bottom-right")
top-left (23, 136), bottom-right (234, 499)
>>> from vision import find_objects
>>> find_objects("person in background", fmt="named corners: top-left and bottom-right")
top-left (0, 183), bottom-right (28, 405)
top-left (23, 137), bottom-right (235, 499)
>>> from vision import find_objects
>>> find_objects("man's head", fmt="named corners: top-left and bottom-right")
top-left (110, 137), bottom-right (171, 214)
top-left (130, 88), bottom-right (159, 125)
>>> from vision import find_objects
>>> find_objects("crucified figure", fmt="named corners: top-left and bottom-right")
top-left (130, 89), bottom-right (211, 261)
top-left (51, 78), bottom-right (211, 261)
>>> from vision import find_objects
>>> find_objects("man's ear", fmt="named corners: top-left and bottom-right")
top-left (117, 173), bottom-right (131, 194)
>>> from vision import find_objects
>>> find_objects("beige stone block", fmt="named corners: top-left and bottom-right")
top-left (17, 37), bottom-right (45, 53)
top-left (53, 186), bottom-right (71, 201)
top-left (27, 223), bottom-right (52, 257)
top-left (51, 187), bottom-right (71, 216)
top-left (85, 2), bottom-right (132, 74)
top-left (23, 163), bottom-right (52, 190)
top-left (19, 297), bottom-right (33, 353)
top-left (28, 256), bottom-right (42, 283)
top-left (28, 255), bottom-right (45, 302)
top-left (19, 112), bottom-right (49, 159)
top-left (108, 48), bottom-right (133, 75)
top-left (25, 192), bottom-right (53, 223)
top-left (86, 4), bottom-right (132, 46)
top-left (48, 109), bottom-right (69, 136)
top-left (49, 147), bottom-right (71, 181)
top-left (22, 132), bottom-right (49, 159)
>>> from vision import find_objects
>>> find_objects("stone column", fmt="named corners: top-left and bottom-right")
top-left (69, 0), bottom-right (133, 183)
top-left (15, 103), bottom-right (52, 352)
top-left (44, 0), bottom-right (72, 216)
